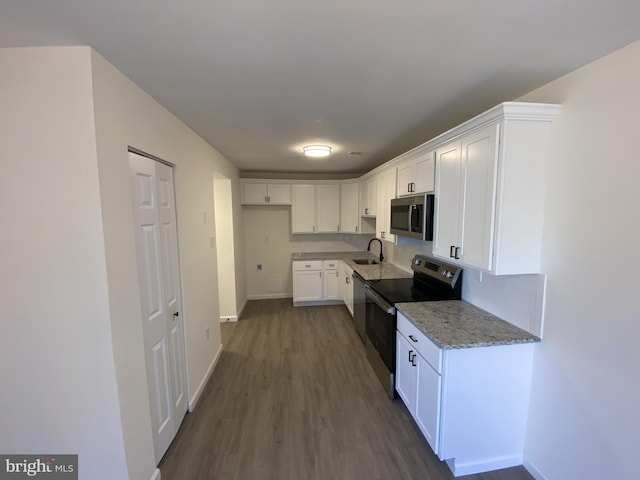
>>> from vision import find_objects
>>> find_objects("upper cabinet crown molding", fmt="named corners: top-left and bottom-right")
top-left (360, 102), bottom-right (561, 182)
top-left (420, 102), bottom-right (561, 153)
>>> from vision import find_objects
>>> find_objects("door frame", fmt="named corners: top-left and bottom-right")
top-left (128, 147), bottom-right (190, 462)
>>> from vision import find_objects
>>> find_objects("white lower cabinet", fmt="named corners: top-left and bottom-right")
top-left (292, 261), bottom-right (323, 302)
top-left (322, 260), bottom-right (340, 301)
top-left (396, 312), bottom-right (535, 477)
top-left (292, 260), bottom-right (344, 306)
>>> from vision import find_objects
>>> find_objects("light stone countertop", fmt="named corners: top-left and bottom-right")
top-left (396, 301), bottom-right (540, 349)
top-left (291, 251), bottom-right (412, 281)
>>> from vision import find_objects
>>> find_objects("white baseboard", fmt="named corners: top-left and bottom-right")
top-left (188, 343), bottom-right (223, 412)
top-left (523, 458), bottom-right (548, 480)
top-left (150, 468), bottom-right (161, 480)
top-left (247, 293), bottom-right (292, 300)
top-left (446, 454), bottom-right (523, 477)
top-left (220, 315), bottom-right (238, 322)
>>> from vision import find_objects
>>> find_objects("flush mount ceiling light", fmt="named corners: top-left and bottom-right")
top-left (303, 145), bottom-right (332, 158)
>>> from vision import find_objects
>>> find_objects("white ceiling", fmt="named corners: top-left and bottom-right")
top-left (1, 1), bottom-right (639, 175)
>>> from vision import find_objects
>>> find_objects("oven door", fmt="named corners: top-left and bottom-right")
top-left (364, 285), bottom-right (397, 398)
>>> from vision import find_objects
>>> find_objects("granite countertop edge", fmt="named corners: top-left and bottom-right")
top-left (291, 251), bottom-right (412, 280)
top-left (396, 301), bottom-right (541, 350)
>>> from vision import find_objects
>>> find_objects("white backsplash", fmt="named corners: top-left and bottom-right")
top-left (462, 269), bottom-right (546, 337)
top-left (291, 233), bottom-right (370, 252)
top-left (345, 234), bottom-right (546, 337)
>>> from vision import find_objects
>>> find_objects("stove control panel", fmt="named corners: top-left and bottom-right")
top-left (412, 254), bottom-right (461, 287)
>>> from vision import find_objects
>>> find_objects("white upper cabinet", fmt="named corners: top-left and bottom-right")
top-left (316, 185), bottom-right (341, 233)
top-left (433, 102), bottom-right (561, 274)
top-left (360, 177), bottom-right (377, 216)
top-left (397, 151), bottom-right (435, 196)
top-left (433, 125), bottom-right (499, 270)
top-left (291, 184), bottom-right (341, 233)
top-left (376, 168), bottom-right (397, 242)
top-left (241, 182), bottom-right (291, 205)
top-left (291, 185), bottom-right (316, 233)
top-left (340, 182), bottom-right (360, 233)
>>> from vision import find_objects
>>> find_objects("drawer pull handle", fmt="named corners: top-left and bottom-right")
top-left (409, 334), bottom-right (418, 343)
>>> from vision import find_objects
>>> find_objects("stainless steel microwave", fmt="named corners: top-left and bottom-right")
top-left (390, 194), bottom-right (434, 241)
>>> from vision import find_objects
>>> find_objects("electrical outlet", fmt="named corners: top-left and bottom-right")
top-left (257, 264), bottom-right (263, 270)
top-left (205, 327), bottom-right (210, 340)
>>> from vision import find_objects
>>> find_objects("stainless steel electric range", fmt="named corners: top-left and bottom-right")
top-left (363, 255), bottom-right (462, 398)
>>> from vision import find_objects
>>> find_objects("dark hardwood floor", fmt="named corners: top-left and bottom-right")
top-left (159, 299), bottom-right (533, 480)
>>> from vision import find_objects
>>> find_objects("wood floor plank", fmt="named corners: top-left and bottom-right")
top-left (159, 299), bottom-right (534, 480)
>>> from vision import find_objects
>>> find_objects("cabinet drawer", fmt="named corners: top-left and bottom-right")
top-left (397, 312), bottom-right (441, 373)
top-left (322, 259), bottom-right (340, 269)
top-left (293, 260), bottom-right (322, 271)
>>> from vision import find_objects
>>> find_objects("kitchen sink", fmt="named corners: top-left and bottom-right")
top-left (352, 258), bottom-right (379, 265)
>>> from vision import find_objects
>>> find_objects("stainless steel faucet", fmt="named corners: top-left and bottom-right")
top-left (367, 238), bottom-right (384, 262)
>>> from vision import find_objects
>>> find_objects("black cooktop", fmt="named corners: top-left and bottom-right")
top-left (367, 277), bottom-right (458, 304)
top-left (366, 255), bottom-right (463, 304)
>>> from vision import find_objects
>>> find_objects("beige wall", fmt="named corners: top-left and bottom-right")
top-left (214, 176), bottom-right (238, 320)
top-left (91, 49), bottom-right (244, 477)
top-left (516, 41), bottom-right (640, 480)
top-left (0, 47), bottom-right (129, 479)
top-left (0, 45), bottom-right (247, 480)
top-left (243, 206), bottom-right (371, 298)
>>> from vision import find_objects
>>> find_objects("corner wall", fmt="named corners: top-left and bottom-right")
top-left (518, 41), bottom-right (640, 480)
top-left (0, 47), bottom-right (128, 479)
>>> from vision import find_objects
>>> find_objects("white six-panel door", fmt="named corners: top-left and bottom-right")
top-left (129, 151), bottom-right (187, 463)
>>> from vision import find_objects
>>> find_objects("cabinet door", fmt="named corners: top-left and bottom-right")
top-left (395, 333), bottom-right (417, 414)
top-left (433, 141), bottom-right (462, 259)
top-left (323, 269), bottom-right (340, 300)
top-left (376, 174), bottom-right (387, 240)
top-left (415, 353), bottom-right (441, 454)
top-left (376, 172), bottom-right (398, 241)
top-left (267, 184), bottom-right (291, 204)
top-left (293, 270), bottom-right (322, 301)
top-left (242, 183), bottom-right (268, 204)
top-left (291, 185), bottom-right (316, 233)
top-left (316, 185), bottom-right (340, 233)
top-left (383, 170), bottom-right (396, 242)
top-left (359, 181), bottom-right (369, 215)
top-left (397, 162), bottom-right (414, 196)
top-left (366, 178), bottom-right (377, 216)
top-left (340, 183), bottom-right (360, 233)
top-left (459, 124), bottom-right (499, 271)
top-left (414, 152), bottom-right (435, 193)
